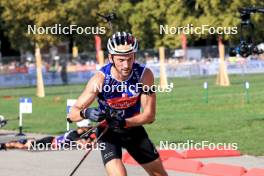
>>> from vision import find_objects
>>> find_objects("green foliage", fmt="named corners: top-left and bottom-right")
top-left (1, 0), bottom-right (62, 49)
top-left (0, 0), bottom-right (263, 50)
top-left (56, 0), bottom-right (100, 50)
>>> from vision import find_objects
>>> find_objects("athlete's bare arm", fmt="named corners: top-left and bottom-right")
top-left (68, 72), bottom-right (104, 122)
top-left (125, 68), bottom-right (156, 127)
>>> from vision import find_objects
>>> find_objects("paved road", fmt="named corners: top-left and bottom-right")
top-left (0, 130), bottom-right (196, 176)
top-left (1, 130), bottom-right (263, 176)
top-left (0, 149), bottom-right (201, 176)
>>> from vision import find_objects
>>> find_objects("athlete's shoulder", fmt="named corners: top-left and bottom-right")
top-left (133, 62), bottom-right (146, 70)
top-left (86, 70), bottom-right (105, 89)
top-left (99, 63), bottom-right (112, 75)
top-left (140, 67), bottom-right (154, 83)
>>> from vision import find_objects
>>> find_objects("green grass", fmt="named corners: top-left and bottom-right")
top-left (0, 74), bottom-right (264, 155)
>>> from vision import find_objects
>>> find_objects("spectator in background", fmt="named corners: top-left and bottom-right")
top-left (49, 60), bottom-right (58, 85)
top-left (60, 59), bottom-right (68, 85)
top-left (27, 61), bottom-right (36, 86)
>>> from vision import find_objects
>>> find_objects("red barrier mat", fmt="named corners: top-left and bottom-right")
top-left (122, 152), bottom-right (138, 165)
top-left (182, 147), bottom-right (241, 158)
top-left (163, 157), bottom-right (203, 173)
top-left (243, 168), bottom-right (264, 176)
top-left (158, 150), bottom-right (184, 161)
top-left (199, 163), bottom-right (247, 176)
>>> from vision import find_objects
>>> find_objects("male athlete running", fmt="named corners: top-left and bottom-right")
top-left (68, 32), bottom-right (167, 176)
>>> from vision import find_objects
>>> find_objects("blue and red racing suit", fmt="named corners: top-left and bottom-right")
top-left (96, 63), bottom-right (160, 165)
top-left (97, 62), bottom-right (146, 119)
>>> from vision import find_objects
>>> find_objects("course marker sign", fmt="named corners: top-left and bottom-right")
top-left (66, 99), bottom-right (77, 131)
top-left (18, 97), bottom-right (32, 136)
top-left (19, 98), bottom-right (32, 114)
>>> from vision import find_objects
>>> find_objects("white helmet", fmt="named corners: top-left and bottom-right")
top-left (76, 119), bottom-right (92, 128)
top-left (107, 32), bottom-right (138, 55)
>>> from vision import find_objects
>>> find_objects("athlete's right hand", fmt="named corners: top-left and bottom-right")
top-left (80, 108), bottom-right (105, 122)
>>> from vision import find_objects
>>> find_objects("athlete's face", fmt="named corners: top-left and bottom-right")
top-left (110, 53), bottom-right (135, 77)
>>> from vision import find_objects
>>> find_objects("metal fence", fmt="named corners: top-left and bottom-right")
top-left (1, 59), bottom-right (264, 88)
top-left (148, 60), bottom-right (264, 78)
top-left (1, 46), bottom-right (264, 88)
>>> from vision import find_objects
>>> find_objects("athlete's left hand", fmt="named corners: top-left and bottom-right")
top-left (105, 109), bottom-right (126, 129)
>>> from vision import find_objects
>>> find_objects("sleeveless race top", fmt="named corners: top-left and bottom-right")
top-left (97, 62), bottom-right (146, 119)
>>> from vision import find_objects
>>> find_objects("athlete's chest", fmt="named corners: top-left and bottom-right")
top-left (100, 73), bottom-right (142, 108)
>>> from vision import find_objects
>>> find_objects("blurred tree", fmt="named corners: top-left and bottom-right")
top-left (0, 0), bottom-right (263, 52)
top-left (129, 0), bottom-right (264, 48)
top-left (129, 0), bottom-right (170, 48)
top-left (0, 0), bottom-right (101, 51)
top-left (57, 0), bottom-right (100, 51)
top-left (96, 0), bottom-right (135, 50)
top-left (191, 0), bottom-right (264, 45)
top-left (0, 0), bottom-right (61, 50)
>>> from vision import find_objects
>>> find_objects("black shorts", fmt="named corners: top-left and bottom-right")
top-left (97, 126), bottom-right (159, 165)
